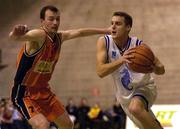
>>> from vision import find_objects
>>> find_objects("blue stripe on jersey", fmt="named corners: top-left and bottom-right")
top-left (24, 42), bottom-right (45, 57)
top-left (107, 36), bottom-right (110, 50)
top-left (139, 40), bottom-right (142, 45)
top-left (118, 37), bottom-right (131, 55)
top-left (136, 39), bottom-right (142, 46)
top-left (126, 37), bottom-right (131, 50)
top-left (136, 39), bottom-right (139, 46)
top-left (14, 53), bottom-right (36, 85)
top-left (104, 35), bottom-right (110, 53)
top-left (104, 36), bottom-right (108, 49)
top-left (11, 85), bottom-right (30, 120)
top-left (104, 35), bottom-right (110, 62)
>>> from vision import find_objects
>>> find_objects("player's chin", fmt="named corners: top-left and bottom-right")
top-left (111, 34), bottom-right (117, 38)
top-left (50, 27), bottom-right (58, 32)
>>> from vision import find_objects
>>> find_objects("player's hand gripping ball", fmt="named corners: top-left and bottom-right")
top-left (127, 44), bottom-right (155, 73)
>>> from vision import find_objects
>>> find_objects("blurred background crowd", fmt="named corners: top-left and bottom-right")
top-left (0, 97), bottom-right (126, 129)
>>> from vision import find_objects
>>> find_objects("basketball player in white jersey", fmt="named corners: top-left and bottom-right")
top-left (96, 11), bottom-right (165, 129)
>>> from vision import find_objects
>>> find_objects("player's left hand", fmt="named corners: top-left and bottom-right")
top-left (12, 24), bottom-right (29, 36)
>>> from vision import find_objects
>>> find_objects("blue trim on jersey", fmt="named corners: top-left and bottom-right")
top-left (139, 40), bottom-right (142, 45)
top-left (118, 37), bottom-right (131, 55)
top-left (24, 41), bottom-right (45, 57)
top-left (104, 35), bottom-right (110, 62)
top-left (136, 39), bottom-right (139, 46)
top-left (104, 35), bottom-right (110, 54)
top-left (14, 53), bottom-right (36, 85)
top-left (11, 84), bottom-right (30, 120)
top-left (106, 35), bottom-right (110, 53)
top-left (104, 36), bottom-right (108, 49)
top-left (136, 39), bottom-right (142, 46)
top-left (126, 37), bottom-right (131, 50)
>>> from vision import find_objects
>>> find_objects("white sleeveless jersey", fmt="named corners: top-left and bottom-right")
top-left (104, 35), bottom-right (156, 104)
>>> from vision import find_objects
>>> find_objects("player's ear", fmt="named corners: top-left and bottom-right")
top-left (40, 19), bottom-right (44, 24)
top-left (126, 25), bottom-right (131, 31)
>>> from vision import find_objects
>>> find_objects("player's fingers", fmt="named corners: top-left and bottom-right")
top-left (125, 59), bottom-right (133, 64)
top-left (14, 26), bottom-right (21, 34)
top-left (124, 54), bottom-right (134, 59)
top-left (124, 49), bottom-right (135, 55)
top-left (127, 49), bottom-right (136, 54)
top-left (14, 24), bottom-right (27, 35)
top-left (128, 54), bottom-right (135, 59)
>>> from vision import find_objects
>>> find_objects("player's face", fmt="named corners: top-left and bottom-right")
top-left (110, 16), bottom-right (131, 39)
top-left (41, 9), bottom-right (60, 33)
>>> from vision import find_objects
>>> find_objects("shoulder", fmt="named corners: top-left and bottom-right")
top-left (57, 30), bottom-right (68, 42)
top-left (25, 29), bottom-right (46, 48)
top-left (97, 36), bottom-right (106, 46)
top-left (129, 36), bottom-right (143, 47)
top-left (97, 35), bottom-right (107, 43)
top-left (27, 29), bottom-right (46, 37)
top-left (96, 36), bottom-right (108, 51)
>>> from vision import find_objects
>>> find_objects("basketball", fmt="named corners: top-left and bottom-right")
top-left (127, 44), bottom-right (155, 73)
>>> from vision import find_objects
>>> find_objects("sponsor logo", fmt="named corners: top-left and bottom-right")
top-left (34, 60), bottom-right (54, 73)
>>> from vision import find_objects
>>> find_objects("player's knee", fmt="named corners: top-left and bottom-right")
top-left (64, 119), bottom-right (74, 129)
top-left (31, 118), bottom-right (49, 129)
top-left (55, 118), bottom-right (74, 129)
top-left (128, 103), bottom-right (143, 118)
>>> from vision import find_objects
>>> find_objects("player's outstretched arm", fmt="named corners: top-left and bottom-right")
top-left (60, 28), bottom-right (110, 42)
top-left (9, 24), bottom-right (45, 43)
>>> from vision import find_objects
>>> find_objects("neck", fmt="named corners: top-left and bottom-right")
top-left (113, 35), bottom-right (129, 49)
top-left (42, 26), bottom-right (56, 38)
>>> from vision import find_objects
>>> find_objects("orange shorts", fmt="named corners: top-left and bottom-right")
top-left (12, 85), bottom-right (65, 121)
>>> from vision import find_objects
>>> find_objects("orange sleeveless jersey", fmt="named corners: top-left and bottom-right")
top-left (15, 30), bottom-right (62, 88)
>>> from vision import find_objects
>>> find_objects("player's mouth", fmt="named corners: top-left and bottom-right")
top-left (52, 26), bottom-right (58, 31)
top-left (112, 30), bottom-right (117, 35)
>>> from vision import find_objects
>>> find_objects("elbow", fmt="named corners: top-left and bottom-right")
top-left (97, 72), bottom-right (105, 78)
top-left (154, 65), bottom-right (165, 75)
top-left (159, 67), bottom-right (165, 75)
top-left (96, 69), bottom-right (106, 78)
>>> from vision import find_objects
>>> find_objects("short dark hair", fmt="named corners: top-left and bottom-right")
top-left (112, 11), bottom-right (133, 27)
top-left (40, 5), bottom-right (59, 19)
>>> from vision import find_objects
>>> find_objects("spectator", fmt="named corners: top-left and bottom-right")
top-left (112, 100), bottom-right (126, 129)
top-left (77, 98), bottom-right (90, 129)
top-left (88, 102), bottom-right (103, 129)
top-left (12, 108), bottom-right (28, 129)
top-left (65, 97), bottom-right (78, 124)
top-left (0, 98), bottom-right (14, 129)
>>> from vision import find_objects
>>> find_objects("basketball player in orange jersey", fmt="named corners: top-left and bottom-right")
top-left (96, 11), bottom-right (165, 129)
top-left (9, 5), bottom-right (110, 129)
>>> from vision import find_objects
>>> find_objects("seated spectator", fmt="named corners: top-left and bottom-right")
top-left (0, 98), bottom-right (14, 129)
top-left (88, 102), bottom-right (103, 129)
top-left (88, 103), bottom-right (102, 120)
top-left (112, 99), bottom-right (126, 129)
top-left (65, 97), bottom-right (78, 124)
top-left (77, 97), bottom-right (90, 129)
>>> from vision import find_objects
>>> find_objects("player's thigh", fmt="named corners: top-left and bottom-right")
top-left (54, 111), bottom-right (73, 127)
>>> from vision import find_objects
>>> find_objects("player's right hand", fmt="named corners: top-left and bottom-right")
top-left (120, 48), bottom-right (136, 64)
top-left (12, 24), bottom-right (29, 36)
